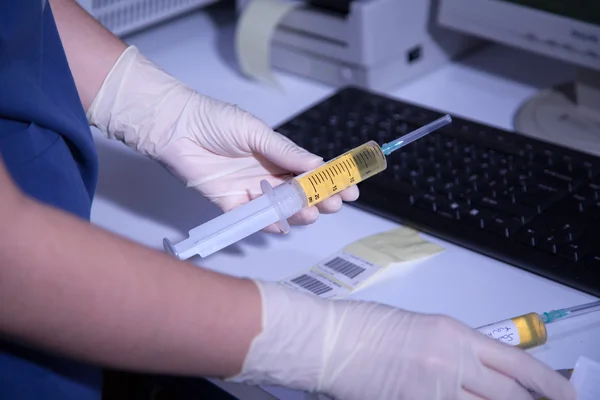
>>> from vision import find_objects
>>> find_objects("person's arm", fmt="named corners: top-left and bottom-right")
top-left (48, 0), bottom-right (127, 112)
top-left (0, 157), bottom-right (261, 378)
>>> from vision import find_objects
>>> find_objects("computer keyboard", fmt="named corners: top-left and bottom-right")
top-left (275, 86), bottom-right (600, 297)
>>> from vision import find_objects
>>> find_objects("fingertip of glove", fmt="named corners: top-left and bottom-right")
top-left (316, 195), bottom-right (343, 214)
top-left (339, 185), bottom-right (359, 202)
top-left (288, 207), bottom-right (320, 226)
top-left (262, 224), bottom-right (284, 234)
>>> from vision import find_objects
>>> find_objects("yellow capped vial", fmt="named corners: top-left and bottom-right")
top-left (477, 312), bottom-right (548, 350)
top-left (293, 140), bottom-right (387, 207)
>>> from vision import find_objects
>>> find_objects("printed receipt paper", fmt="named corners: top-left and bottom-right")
top-left (235, 0), bottom-right (302, 86)
top-left (280, 227), bottom-right (445, 299)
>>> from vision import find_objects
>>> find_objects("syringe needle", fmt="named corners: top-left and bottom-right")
top-left (381, 114), bottom-right (452, 155)
top-left (542, 300), bottom-right (600, 323)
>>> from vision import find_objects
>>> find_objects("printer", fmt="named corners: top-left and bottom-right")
top-left (235, 0), bottom-right (482, 91)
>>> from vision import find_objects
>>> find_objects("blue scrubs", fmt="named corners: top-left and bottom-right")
top-left (0, 1), bottom-right (102, 398)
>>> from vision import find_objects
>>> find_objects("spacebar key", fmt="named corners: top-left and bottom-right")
top-left (477, 197), bottom-right (536, 222)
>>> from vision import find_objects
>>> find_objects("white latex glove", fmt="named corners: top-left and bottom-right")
top-left (87, 46), bottom-right (358, 232)
top-left (229, 281), bottom-right (576, 400)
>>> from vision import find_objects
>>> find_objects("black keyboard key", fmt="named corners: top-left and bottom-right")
top-left (415, 193), bottom-right (438, 211)
top-left (434, 180), bottom-right (460, 194)
top-left (462, 208), bottom-right (495, 228)
top-left (436, 200), bottom-right (466, 219)
top-left (534, 175), bottom-right (572, 193)
top-left (435, 207), bottom-right (458, 219)
top-left (514, 227), bottom-right (540, 247)
top-left (455, 188), bottom-right (480, 206)
top-left (542, 168), bottom-right (574, 182)
top-left (485, 216), bottom-right (522, 237)
top-left (474, 196), bottom-right (536, 223)
top-left (547, 160), bottom-right (575, 176)
top-left (519, 188), bottom-right (563, 213)
top-left (538, 236), bottom-right (558, 254)
top-left (557, 240), bottom-right (594, 262)
top-left (564, 196), bottom-right (588, 214)
top-left (582, 253), bottom-right (600, 269)
top-left (582, 161), bottom-right (600, 179)
top-left (568, 195), bottom-right (600, 219)
top-left (541, 169), bottom-right (582, 192)
top-left (555, 222), bottom-right (586, 243)
top-left (577, 185), bottom-right (599, 201)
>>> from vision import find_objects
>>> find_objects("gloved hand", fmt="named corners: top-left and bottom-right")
top-left (229, 281), bottom-right (576, 400)
top-left (87, 46), bottom-right (358, 232)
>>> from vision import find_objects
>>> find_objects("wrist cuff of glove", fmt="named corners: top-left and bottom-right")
top-left (225, 280), bottom-right (327, 393)
top-left (86, 45), bottom-right (195, 158)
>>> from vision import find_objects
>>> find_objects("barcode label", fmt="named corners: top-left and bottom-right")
top-left (281, 271), bottom-right (349, 299)
top-left (323, 257), bottom-right (365, 279)
top-left (291, 274), bottom-right (333, 295)
top-left (314, 252), bottom-right (381, 289)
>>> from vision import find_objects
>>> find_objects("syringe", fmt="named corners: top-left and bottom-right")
top-left (163, 114), bottom-right (452, 260)
top-left (476, 299), bottom-right (600, 350)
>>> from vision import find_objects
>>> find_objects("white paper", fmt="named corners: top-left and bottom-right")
top-left (570, 356), bottom-right (600, 400)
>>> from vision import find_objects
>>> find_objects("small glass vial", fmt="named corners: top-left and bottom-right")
top-left (477, 312), bottom-right (548, 350)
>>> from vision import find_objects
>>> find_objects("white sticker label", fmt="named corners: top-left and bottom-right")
top-left (313, 252), bottom-right (382, 290)
top-left (477, 319), bottom-right (521, 346)
top-left (280, 271), bottom-right (350, 300)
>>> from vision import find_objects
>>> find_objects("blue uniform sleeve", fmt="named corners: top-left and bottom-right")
top-left (0, 1), bottom-right (103, 399)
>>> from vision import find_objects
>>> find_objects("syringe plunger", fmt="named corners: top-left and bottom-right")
top-left (164, 180), bottom-right (305, 259)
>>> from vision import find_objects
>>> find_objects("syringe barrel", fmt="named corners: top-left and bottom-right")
top-left (476, 312), bottom-right (548, 350)
top-left (293, 140), bottom-right (387, 208)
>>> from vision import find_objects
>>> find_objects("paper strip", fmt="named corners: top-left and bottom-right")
top-left (344, 227), bottom-right (445, 268)
top-left (235, 0), bottom-right (302, 86)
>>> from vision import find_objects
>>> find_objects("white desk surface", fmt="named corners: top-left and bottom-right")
top-left (89, 5), bottom-right (600, 399)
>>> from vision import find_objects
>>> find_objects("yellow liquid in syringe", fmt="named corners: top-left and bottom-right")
top-left (477, 312), bottom-right (548, 350)
top-left (293, 140), bottom-right (387, 207)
